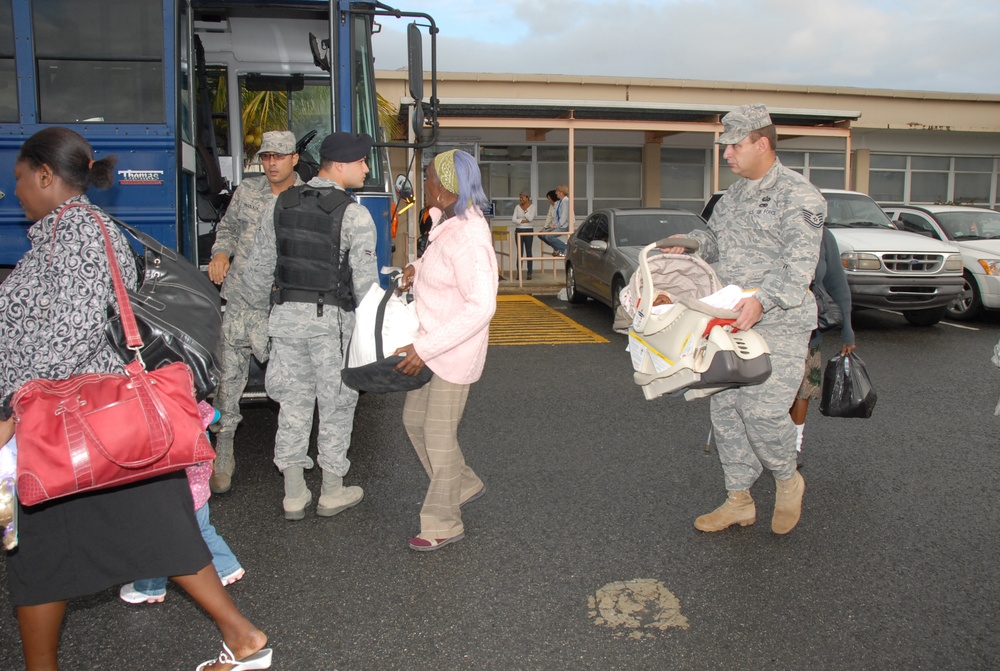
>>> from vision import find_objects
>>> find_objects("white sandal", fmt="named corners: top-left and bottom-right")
top-left (195, 642), bottom-right (272, 670)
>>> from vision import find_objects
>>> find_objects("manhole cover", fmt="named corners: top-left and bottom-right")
top-left (588, 578), bottom-right (690, 639)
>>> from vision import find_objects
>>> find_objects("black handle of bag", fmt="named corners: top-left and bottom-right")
top-left (373, 287), bottom-right (392, 360)
top-left (108, 215), bottom-right (182, 262)
top-left (372, 277), bottom-right (406, 361)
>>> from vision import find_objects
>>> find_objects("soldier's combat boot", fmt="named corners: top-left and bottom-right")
top-left (316, 472), bottom-right (364, 518)
top-left (282, 466), bottom-right (312, 520)
top-left (694, 490), bottom-right (756, 532)
top-left (209, 434), bottom-right (235, 495)
top-left (772, 471), bottom-right (805, 535)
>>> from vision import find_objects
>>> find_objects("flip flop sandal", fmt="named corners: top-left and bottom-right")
top-left (195, 642), bottom-right (273, 670)
top-left (408, 532), bottom-right (465, 552)
top-left (460, 484), bottom-right (486, 508)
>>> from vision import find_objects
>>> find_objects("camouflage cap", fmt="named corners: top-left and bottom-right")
top-left (256, 130), bottom-right (297, 156)
top-left (715, 104), bottom-right (773, 145)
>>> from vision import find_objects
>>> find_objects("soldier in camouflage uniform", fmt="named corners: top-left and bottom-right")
top-left (669, 104), bottom-right (825, 535)
top-left (207, 130), bottom-right (303, 494)
top-left (265, 132), bottom-right (379, 520)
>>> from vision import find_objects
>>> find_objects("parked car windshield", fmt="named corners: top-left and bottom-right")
top-left (934, 211), bottom-right (1000, 240)
top-left (614, 212), bottom-right (706, 247)
top-left (824, 193), bottom-right (896, 229)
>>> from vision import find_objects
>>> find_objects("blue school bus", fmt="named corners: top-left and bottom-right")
top-left (0, 0), bottom-right (437, 279)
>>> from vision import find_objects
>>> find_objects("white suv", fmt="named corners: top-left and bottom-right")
top-left (882, 204), bottom-right (1000, 321)
top-left (702, 190), bottom-right (964, 326)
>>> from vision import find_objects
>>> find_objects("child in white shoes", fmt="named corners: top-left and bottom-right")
top-left (120, 404), bottom-right (244, 604)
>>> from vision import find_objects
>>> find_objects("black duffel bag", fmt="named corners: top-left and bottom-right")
top-left (105, 218), bottom-right (223, 401)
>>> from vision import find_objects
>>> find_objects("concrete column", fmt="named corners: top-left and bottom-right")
top-left (853, 148), bottom-right (871, 193)
top-left (642, 141), bottom-right (661, 207)
top-left (568, 125), bottom-right (575, 229)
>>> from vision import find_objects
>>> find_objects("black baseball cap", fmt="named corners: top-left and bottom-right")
top-left (320, 132), bottom-right (374, 162)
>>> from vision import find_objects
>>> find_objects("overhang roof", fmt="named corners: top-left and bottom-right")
top-left (400, 97), bottom-right (860, 128)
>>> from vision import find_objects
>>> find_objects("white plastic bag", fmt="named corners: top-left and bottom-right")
top-left (347, 283), bottom-right (421, 368)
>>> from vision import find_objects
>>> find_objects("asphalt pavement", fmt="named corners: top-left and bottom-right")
top-left (1, 297), bottom-right (998, 670)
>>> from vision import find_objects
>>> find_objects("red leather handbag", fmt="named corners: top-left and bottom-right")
top-left (11, 204), bottom-right (214, 507)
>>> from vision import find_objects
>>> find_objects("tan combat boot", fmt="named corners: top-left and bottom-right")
top-left (694, 490), bottom-right (756, 532)
top-left (316, 473), bottom-right (364, 518)
top-left (772, 471), bottom-right (805, 535)
top-left (209, 434), bottom-right (235, 494)
top-left (282, 466), bottom-right (312, 521)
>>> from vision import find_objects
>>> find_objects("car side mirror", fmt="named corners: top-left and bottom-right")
top-left (588, 240), bottom-right (609, 252)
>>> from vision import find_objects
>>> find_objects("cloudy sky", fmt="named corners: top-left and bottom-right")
top-left (371, 0), bottom-right (1000, 95)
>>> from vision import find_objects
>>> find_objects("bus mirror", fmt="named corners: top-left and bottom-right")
top-left (411, 103), bottom-right (425, 139)
top-left (309, 33), bottom-right (331, 73)
top-left (406, 23), bottom-right (424, 101)
top-left (395, 174), bottom-right (414, 203)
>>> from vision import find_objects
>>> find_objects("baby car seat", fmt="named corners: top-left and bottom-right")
top-left (623, 239), bottom-right (772, 401)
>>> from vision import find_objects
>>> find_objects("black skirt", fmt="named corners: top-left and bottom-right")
top-left (6, 471), bottom-right (211, 606)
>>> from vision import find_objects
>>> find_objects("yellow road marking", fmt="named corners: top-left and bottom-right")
top-left (490, 295), bottom-right (609, 345)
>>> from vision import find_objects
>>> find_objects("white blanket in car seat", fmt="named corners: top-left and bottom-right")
top-left (649, 284), bottom-right (752, 316)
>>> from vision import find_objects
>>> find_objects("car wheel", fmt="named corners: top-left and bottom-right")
top-left (566, 263), bottom-right (587, 304)
top-left (945, 273), bottom-right (982, 321)
top-left (903, 305), bottom-right (947, 326)
top-left (610, 276), bottom-right (626, 316)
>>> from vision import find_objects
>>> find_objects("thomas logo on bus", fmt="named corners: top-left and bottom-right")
top-left (118, 170), bottom-right (165, 186)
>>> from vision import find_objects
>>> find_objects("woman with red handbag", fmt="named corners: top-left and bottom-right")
top-left (0, 128), bottom-right (270, 670)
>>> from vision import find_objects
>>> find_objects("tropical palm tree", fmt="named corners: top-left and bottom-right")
top-left (238, 88), bottom-right (400, 159)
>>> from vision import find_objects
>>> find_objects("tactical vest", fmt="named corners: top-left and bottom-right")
top-left (273, 185), bottom-right (356, 315)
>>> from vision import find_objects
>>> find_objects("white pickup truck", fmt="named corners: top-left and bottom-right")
top-left (702, 189), bottom-right (964, 326)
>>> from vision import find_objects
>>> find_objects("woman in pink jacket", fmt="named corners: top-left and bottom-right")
top-left (394, 149), bottom-right (498, 551)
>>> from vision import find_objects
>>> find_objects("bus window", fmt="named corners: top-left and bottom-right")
top-left (239, 77), bottom-right (333, 173)
top-left (199, 67), bottom-right (230, 157)
top-left (0, 0), bottom-right (15, 122)
top-left (179, 0), bottom-right (193, 145)
top-left (351, 12), bottom-right (383, 189)
top-left (32, 0), bottom-right (163, 123)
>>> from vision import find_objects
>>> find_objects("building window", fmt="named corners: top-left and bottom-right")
top-left (480, 145), bottom-right (532, 218)
top-left (777, 151), bottom-right (845, 190)
top-left (592, 146), bottom-right (641, 211)
top-left (954, 157), bottom-right (994, 204)
top-left (537, 145), bottom-right (585, 219)
top-left (869, 154), bottom-right (906, 202)
top-left (660, 148), bottom-right (707, 213)
top-left (871, 154), bottom-right (999, 206)
top-left (910, 155), bottom-right (949, 203)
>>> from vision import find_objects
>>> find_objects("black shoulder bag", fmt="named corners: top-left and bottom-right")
top-left (812, 283), bottom-right (843, 332)
top-left (105, 218), bottom-right (223, 401)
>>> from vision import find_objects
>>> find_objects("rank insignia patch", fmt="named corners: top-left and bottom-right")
top-left (802, 209), bottom-right (825, 228)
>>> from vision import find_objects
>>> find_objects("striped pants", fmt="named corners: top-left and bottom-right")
top-left (403, 375), bottom-right (484, 540)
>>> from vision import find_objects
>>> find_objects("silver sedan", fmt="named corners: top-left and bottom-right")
top-left (565, 207), bottom-right (708, 313)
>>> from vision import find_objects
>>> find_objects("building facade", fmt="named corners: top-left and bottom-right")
top-left (378, 71), bottom-right (1000, 259)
